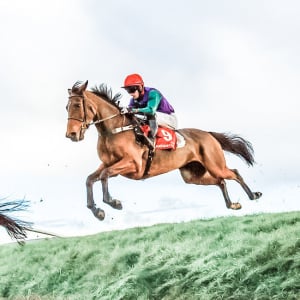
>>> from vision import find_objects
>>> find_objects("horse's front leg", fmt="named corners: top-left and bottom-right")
top-left (99, 159), bottom-right (139, 211)
top-left (99, 170), bottom-right (123, 210)
top-left (86, 164), bottom-right (106, 221)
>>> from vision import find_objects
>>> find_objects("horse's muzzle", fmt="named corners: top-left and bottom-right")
top-left (65, 131), bottom-right (84, 142)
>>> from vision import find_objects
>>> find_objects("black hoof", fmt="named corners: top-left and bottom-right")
top-left (111, 199), bottom-right (123, 210)
top-left (104, 199), bottom-right (123, 210)
top-left (94, 208), bottom-right (105, 221)
top-left (253, 192), bottom-right (262, 200)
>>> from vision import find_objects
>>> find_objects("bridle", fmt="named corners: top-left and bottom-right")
top-left (68, 94), bottom-right (119, 130)
top-left (67, 94), bottom-right (133, 134)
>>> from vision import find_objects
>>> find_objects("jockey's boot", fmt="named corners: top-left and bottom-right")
top-left (147, 118), bottom-right (158, 150)
top-left (149, 119), bottom-right (158, 138)
top-left (133, 126), bottom-right (154, 150)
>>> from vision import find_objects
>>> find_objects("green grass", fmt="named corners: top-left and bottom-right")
top-left (0, 211), bottom-right (299, 299)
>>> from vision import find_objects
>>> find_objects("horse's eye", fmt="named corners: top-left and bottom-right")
top-left (74, 103), bottom-right (81, 108)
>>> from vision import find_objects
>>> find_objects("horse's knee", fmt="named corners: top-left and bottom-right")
top-left (86, 170), bottom-right (102, 186)
top-left (86, 177), bottom-right (92, 187)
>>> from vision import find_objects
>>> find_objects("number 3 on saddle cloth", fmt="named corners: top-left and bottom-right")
top-left (141, 125), bottom-right (177, 150)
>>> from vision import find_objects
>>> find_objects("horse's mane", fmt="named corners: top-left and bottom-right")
top-left (71, 81), bottom-right (123, 110)
top-left (91, 84), bottom-right (122, 110)
top-left (72, 81), bottom-right (122, 109)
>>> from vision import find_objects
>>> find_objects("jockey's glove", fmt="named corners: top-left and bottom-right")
top-left (120, 107), bottom-right (134, 114)
top-left (120, 107), bottom-right (129, 114)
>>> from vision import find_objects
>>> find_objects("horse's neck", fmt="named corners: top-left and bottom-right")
top-left (88, 93), bottom-right (125, 132)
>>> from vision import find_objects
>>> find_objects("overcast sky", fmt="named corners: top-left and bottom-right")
top-left (0, 0), bottom-right (299, 242)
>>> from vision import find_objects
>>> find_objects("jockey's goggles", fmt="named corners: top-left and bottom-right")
top-left (125, 86), bottom-right (139, 93)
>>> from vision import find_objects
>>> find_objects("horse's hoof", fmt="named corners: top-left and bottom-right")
top-left (253, 192), bottom-right (262, 200)
top-left (105, 199), bottom-right (123, 210)
top-left (230, 202), bottom-right (242, 210)
top-left (94, 208), bottom-right (105, 221)
top-left (111, 199), bottom-right (123, 210)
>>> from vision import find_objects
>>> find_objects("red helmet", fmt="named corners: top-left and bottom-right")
top-left (122, 73), bottom-right (144, 87)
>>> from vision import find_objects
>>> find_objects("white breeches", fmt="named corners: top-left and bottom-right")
top-left (156, 112), bottom-right (178, 129)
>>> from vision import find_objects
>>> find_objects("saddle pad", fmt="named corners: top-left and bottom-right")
top-left (141, 125), bottom-right (185, 150)
top-left (155, 127), bottom-right (177, 150)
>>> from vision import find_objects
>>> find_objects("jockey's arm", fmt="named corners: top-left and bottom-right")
top-left (134, 90), bottom-right (161, 115)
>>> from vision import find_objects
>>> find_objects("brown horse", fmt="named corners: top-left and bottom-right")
top-left (66, 81), bottom-right (262, 221)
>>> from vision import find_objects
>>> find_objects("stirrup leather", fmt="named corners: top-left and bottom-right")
top-left (133, 126), bottom-right (154, 150)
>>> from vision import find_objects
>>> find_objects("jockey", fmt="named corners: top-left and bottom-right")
top-left (121, 73), bottom-right (178, 148)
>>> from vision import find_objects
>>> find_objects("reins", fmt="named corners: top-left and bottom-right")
top-left (88, 113), bottom-right (119, 126)
top-left (67, 113), bottom-right (120, 129)
top-left (68, 94), bottom-right (129, 133)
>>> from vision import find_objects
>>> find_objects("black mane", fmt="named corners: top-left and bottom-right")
top-left (90, 83), bottom-right (122, 110)
top-left (71, 81), bottom-right (123, 110)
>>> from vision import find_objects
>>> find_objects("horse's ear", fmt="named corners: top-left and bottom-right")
top-left (68, 88), bottom-right (72, 96)
top-left (78, 80), bottom-right (88, 94)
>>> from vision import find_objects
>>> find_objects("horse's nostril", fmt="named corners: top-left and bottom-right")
top-left (66, 132), bottom-right (76, 138)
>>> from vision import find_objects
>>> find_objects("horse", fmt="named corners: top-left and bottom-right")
top-left (65, 81), bottom-right (262, 221)
top-left (0, 199), bottom-right (32, 244)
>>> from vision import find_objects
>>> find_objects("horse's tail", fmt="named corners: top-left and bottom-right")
top-left (209, 132), bottom-right (255, 166)
top-left (0, 199), bottom-right (32, 245)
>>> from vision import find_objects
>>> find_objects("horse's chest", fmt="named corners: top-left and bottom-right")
top-left (98, 142), bottom-right (121, 162)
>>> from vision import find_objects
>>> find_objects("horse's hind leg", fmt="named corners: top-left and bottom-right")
top-left (201, 133), bottom-right (262, 202)
top-left (180, 163), bottom-right (241, 210)
top-left (232, 169), bottom-right (262, 200)
top-left (207, 166), bottom-right (261, 208)
top-left (219, 179), bottom-right (242, 210)
top-left (207, 166), bottom-right (260, 209)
